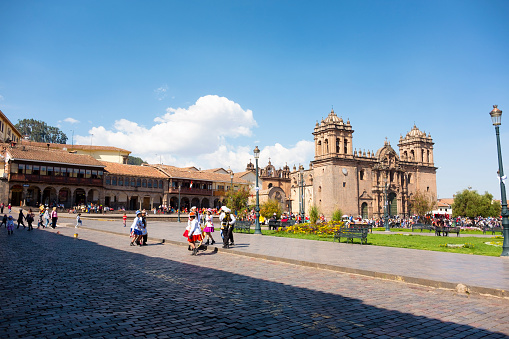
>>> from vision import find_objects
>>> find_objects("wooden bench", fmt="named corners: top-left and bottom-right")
top-left (281, 220), bottom-right (296, 227)
top-left (333, 227), bottom-right (368, 245)
top-left (268, 220), bottom-right (281, 230)
top-left (483, 226), bottom-right (503, 235)
top-left (412, 224), bottom-right (434, 232)
top-left (234, 220), bottom-right (251, 233)
top-left (435, 226), bottom-right (460, 237)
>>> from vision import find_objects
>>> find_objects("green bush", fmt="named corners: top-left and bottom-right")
top-left (331, 209), bottom-right (343, 221)
top-left (309, 205), bottom-right (320, 224)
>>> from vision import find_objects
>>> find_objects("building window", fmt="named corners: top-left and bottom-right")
top-left (10, 163), bottom-right (19, 173)
top-left (25, 164), bottom-right (32, 175)
top-left (131, 178), bottom-right (135, 187)
top-left (360, 170), bottom-right (364, 180)
top-left (148, 180), bottom-right (152, 188)
top-left (97, 171), bottom-right (103, 179)
top-left (106, 176), bottom-right (111, 185)
top-left (85, 170), bottom-right (91, 179)
top-left (47, 167), bottom-right (53, 176)
top-left (112, 176), bottom-right (117, 185)
top-left (118, 177), bottom-right (123, 186)
top-left (336, 138), bottom-right (340, 153)
top-left (40, 166), bottom-right (47, 176)
top-left (136, 178), bottom-right (141, 187)
top-left (142, 179), bottom-right (147, 188)
top-left (54, 167), bottom-right (61, 176)
top-left (79, 169), bottom-right (85, 178)
top-left (218, 185), bottom-right (224, 191)
top-left (91, 170), bottom-right (98, 179)
top-left (159, 180), bottom-right (163, 189)
top-left (343, 182), bottom-right (346, 187)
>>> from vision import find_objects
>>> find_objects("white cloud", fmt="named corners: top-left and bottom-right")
top-left (154, 85), bottom-right (168, 100)
top-left (64, 117), bottom-right (80, 124)
top-left (0, 95), bottom-right (4, 101)
top-left (74, 95), bottom-right (314, 173)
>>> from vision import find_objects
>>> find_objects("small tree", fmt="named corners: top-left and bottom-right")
top-left (225, 186), bottom-right (250, 218)
top-left (410, 190), bottom-right (436, 218)
top-left (452, 189), bottom-right (501, 218)
top-left (331, 208), bottom-right (343, 221)
top-left (260, 199), bottom-right (282, 219)
top-left (309, 205), bottom-right (320, 224)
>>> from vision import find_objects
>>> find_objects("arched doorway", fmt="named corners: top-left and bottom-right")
top-left (388, 192), bottom-right (397, 216)
top-left (87, 189), bottom-right (100, 204)
top-left (361, 202), bottom-right (368, 219)
top-left (129, 196), bottom-right (138, 210)
top-left (11, 185), bottom-right (23, 206)
top-left (213, 199), bottom-right (220, 209)
top-left (42, 187), bottom-right (58, 207)
top-left (170, 196), bottom-right (178, 210)
top-left (181, 197), bottom-right (190, 211)
top-left (59, 188), bottom-right (71, 208)
top-left (191, 198), bottom-right (200, 208)
top-left (27, 186), bottom-right (41, 207)
top-left (74, 188), bottom-right (86, 206)
top-left (202, 198), bottom-right (210, 209)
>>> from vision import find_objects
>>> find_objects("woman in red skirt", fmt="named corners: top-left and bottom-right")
top-left (183, 212), bottom-right (202, 255)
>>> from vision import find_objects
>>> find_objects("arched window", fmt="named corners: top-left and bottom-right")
top-left (344, 139), bottom-right (348, 154)
top-left (408, 174), bottom-right (412, 184)
top-left (427, 150), bottom-right (430, 163)
top-left (359, 170), bottom-right (364, 181)
top-left (410, 150), bottom-right (415, 161)
top-left (336, 138), bottom-right (340, 153)
top-left (421, 149), bottom-right (425, 162)
top-left (325, 139), bottom-right (329, 153)
top-left (268, 183), bottom-right (273, 188)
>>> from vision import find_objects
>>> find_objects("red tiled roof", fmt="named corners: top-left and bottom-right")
top-left (20, 139), bottom-right (130, 153)
top-left (100, 161), bottom-right (167, 178)
top-left (150, 164), bottom-right (250, 184)
top-left (2, 143), bottom-right (104, 167)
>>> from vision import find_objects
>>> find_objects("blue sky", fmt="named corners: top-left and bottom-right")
top-left (1, 0), bottom-right (509, 199)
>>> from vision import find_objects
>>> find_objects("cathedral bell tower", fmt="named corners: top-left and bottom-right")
top-left (397, 125), bottom-right (434, 166)
top-left (313, 109), bottom-right (354, 161)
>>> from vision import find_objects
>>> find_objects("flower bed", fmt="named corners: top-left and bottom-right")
top-left (276, 221), bottom-right (345, 237)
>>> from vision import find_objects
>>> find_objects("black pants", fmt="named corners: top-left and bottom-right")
top-left (52, 217), bottom-right (57, 228)
top-left (27, 221), bottom-right (33, 231)
top-left (143, 234), bottom-right (148, 245)
top-left (17, 219), bottom-right (25, 228)
top-left (222, 226), bottom-right (234, 247)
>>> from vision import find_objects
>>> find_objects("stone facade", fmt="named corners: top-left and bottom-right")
top-left (290, 109), bottom-right (437, 219)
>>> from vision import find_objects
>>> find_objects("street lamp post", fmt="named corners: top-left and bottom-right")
top-left (253, 146), bottom-right (262, 234)
top-left (489, 105), bottom-right (509, 256)
top-left (177, 184), bottom-right (181, 223)
top-left (384, 176), bottom-right (390, 232)
top-left (300, 166), bottom-right (305, 223)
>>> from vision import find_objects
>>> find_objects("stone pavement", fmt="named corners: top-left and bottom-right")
top-left (62, 216), bottom-right (509, 298)
top-left (1, 224), bottom-right (509, 338)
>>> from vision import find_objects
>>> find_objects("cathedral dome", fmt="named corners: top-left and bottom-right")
top-left (324, 109), bottom-right (341, 123)
top-left (406, 125), bottom-right (426, 138)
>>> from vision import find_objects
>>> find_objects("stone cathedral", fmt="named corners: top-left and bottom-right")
top-left (289, 109), bottom-right (437, 219)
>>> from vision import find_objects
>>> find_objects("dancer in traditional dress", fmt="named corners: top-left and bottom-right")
top-left (202, 209), bottom-right (216, 245)
top-left (184, 212), bottom-right (202, 255)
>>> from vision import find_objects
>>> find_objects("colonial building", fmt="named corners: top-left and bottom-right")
top-left (102, 161), bottom-right (168, 210)
top-left (0, 110), bottom-right (22, 144)
top-left (0, 143), bottom-right (105, 207)
top-left (21, 139), bottom-right (130, 164)
top-left (290, 109), bottom-right (437, 219)
top-left (244, 159), bottom-right (292, 210)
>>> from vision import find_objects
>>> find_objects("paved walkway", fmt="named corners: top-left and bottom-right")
top-left (61, 215), bottom-right (509, 298)
top-left (2, 221), bottom-right (509, 338)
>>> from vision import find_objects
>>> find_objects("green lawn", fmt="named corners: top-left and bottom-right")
top-left (264, 230), bottom-right (504, 257)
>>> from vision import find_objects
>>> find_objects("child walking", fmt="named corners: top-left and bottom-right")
top-left (7, 215), bottom-right (14, 235)
top-left (122, 212), bottom-right (127, 227)
top-left (76, 213), bottom-right (82, 228)
top-left (184, 212), bottom-right (202, 255)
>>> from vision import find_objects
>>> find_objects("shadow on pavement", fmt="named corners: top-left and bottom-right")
top-left (0, 228), bottom-right (506, 338)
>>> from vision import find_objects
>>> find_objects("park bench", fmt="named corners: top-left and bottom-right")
top-left (349, 222), bottom-right (373, 233)
top-left (435, 226), bottom-right (460, 237)
top-left (411, 223), bottom-right (434, 232)
top-left (333, 227), bottom-right (369, 245)
top-left (483, 226), bottom-right (503, 235)
top-left (281, 220), bottom-right (296, 227)
top-left (234, 220), bottom-right (251, 233)
top-left (268, 220), bottom-right (281, 230)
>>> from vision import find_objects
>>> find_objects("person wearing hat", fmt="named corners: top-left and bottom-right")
top-left (130, 210), bottom-right (144, 246)
top-left (6, 215), bottom-right (14, 235)
top-left (184, 211), bottom-right (202, 255)
top-left (219, 206), bottom-right (236, 248)
top-left (202, 209), bottom-right (216, 245)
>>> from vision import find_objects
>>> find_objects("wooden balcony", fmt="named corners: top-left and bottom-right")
top-left (168, 187), bottom-right (212, 196)
top-left (10, 173), bottom-right (103, 187)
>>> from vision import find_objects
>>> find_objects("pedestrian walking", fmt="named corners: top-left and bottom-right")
top-left (141, 210), bottom-right (148, 246)
top-left (0, 214), bottom-right (7, 227)
top-left (44, 208), bottom-right (50, 227)
top-left (75, 213), bottom-right (82, 228)
top-left (51, 207), bottom-right (58, 229)
top-left (202, 209), bottom-right (216, 245)
top-left (122, 212), bottom-right (127, 227)
top-left (26, 209), bottom-right (34, 231)
top-left (130, 210), bottom-right (143, 246)
top-left (6, 215), bottom-right (14, 235)
top-left (184, 212), bottom-right (202, 255)
top-left (17, 209), bottom-right (26, 229)
top-left (219, 206), bottom-right (235, 248)
top-left (1, 202), bottom-right (4, 214)
top-left (8, 203), bottom-right (11, 214)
